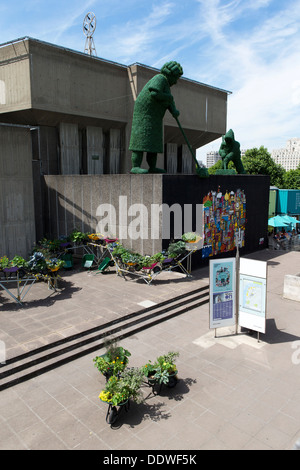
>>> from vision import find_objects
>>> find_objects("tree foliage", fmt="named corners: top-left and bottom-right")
top-left (282, 168), bottom-right (300, 189)
top-left (242, 146), bottom-right (285, 187)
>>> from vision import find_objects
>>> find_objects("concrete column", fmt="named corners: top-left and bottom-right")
top-left (181, 144), bottom-right (193, 174)
top-left (109, 128), bottom-right (121, 174)
top-left (59, 123), bottom-right (80, 174)
top-left (165, 143), bottom-right (178, 174)
top-left (87, 126), bottom-right (104, 174)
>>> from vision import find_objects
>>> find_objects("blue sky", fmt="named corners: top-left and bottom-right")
top-left (1, 0), bottom-right (300, 163)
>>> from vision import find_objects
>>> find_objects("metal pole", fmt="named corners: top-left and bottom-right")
top-left (235, 233), bottom-right (240, 335)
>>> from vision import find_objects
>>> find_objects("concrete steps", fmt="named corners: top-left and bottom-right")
top-left (0, 284), bottom-right (209, 391)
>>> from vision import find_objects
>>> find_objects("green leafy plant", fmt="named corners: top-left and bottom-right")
top-left (166, 240), bottom-right (186, 258)
top-left (11, 255), bottom-right (27, 268)
top-left (121, 252), bottom-right (141, 265)
top-left (150, 252), bottom-right (165, 263)
top-left (182, 232), bottom-right (197, 242)
top-left (39, 237), bottom-right (62, 253)
top-left (99, 368), bottom-right (144, 406)
top-left (140, 360), bottom-right (156, 378)
top-left (69, 229), bottom-right (90, 244)
top-left (0, 256), bottom-right (11, 269)
top-left (141, 351), bottom-right (179, 384)
top-left (93, 344), bottom-right (131, 377)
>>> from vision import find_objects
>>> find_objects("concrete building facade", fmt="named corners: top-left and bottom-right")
top-left (206, 150), bottom-right (221, 168)
top-left (272, 138), bottom-right (300, 171)
top-left (0, 37), bottom-right (230, 258)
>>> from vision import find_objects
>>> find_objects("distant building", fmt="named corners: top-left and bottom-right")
top-left (271, 138), bottom-right (300, 171)
top-left (206, 151), bottom-right (221, 168)
top-left (206, 149), bottom-right (247, 168)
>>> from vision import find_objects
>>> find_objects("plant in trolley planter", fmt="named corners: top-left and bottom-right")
top-left (99, 367), bottom-right (144, 425)
top-left (166, 240), bottom-right (186, 258)
top-left (0, 255), bottom-right (28, 279)
top-left (182, 232), bottom-right (202, 244)
top-left (69, 229), bottom-right (90, 245)
top-left (121, 252), bottom-right (141, 267)
top-left (141, 351), bottom-right (179, 393)
top-left (45, 258), bottom-right (65, 289)
top-left (46, 258), bottom-right (65, 272)
top-left (93, 345), bottom-right (131, 380)
top-left (0, 256), bottom-right (16, 276)
top-left (10, 256), bottom-right (28, 278)
top-left (26, 252), bottom-right (48, 275)
top-left (88, 233), bottom-right (105, 245)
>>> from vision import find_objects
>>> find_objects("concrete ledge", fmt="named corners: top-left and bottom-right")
top-left (283, 273), bottom-right (300, 302)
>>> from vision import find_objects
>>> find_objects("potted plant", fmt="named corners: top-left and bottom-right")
top-left (99, 367), bottom-right (144, 407)
top-left (9, 255), bottom-right (28, 277)
top-left (0, 256), bottom-right (19, 274)
top-left (140, 360), bottom-right (157, 385)
top-left (93, 344), bottom-right (131, 380)
top-left (182, 232), bottom-right (201, 243)
top-left (166, 240), bottom-right (186, 258)
top-left (11, 255), bottom-right (27, 268)
top-left (99, 368), bottom-right (144, 425)
top-left (46, 258), bottom-right (65, 272)
top-left (26, 252), bottom-right (48, 274)
top-left (0, 256), bottom-right (11, 271)
top-left (88, 233), bottom-right (105, 244)
top-left (121, 252), bottom-right (141, 266)
top-left (69, 229), bottom-right (90, 245)
top-left (59, 235), bottom-right (71, 249)
top-left (141, 351), bottom-right (179, 389)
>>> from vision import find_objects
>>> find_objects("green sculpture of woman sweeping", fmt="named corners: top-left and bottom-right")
top-left (129, 61), bottom-right (183, 174)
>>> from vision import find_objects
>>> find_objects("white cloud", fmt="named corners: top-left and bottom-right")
top-left (1, 0), bottom-right (300, 161)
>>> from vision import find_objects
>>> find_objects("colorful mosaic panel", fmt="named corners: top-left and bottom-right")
top-left (202, 188), bottom-right (246, 258)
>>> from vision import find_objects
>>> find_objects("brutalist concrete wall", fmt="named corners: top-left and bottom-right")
top-left (0, 125), bottom-right (36, 259)
top-left (43, 174), bottom-right (163, 255)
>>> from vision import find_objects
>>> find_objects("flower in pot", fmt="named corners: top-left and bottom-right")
top-left (141, 351), bottom-right (179, 386)
top-left (99, 367), bottom-right (144, 406)
top-left (0, 256), bottom-right (11, 271)
top-left (46, 258), bottom-right (65, 272)
top-left (88, 233), bottom-right (105, 244)
top-left (93, 344), bottom-right (131, 379)
top-left (27, 252), bottom-right (48, 274)
top-left (140, 361), bottom-right (157, 384)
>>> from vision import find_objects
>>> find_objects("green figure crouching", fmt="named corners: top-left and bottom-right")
top-left (129, 61), bottom-right (183, 174)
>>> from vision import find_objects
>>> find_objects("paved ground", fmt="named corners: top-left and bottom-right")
top-left (0, 249), bottom-right (300, 450)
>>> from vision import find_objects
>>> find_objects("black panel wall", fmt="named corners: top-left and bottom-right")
top-left (162, 174), bottom-right (270, 269)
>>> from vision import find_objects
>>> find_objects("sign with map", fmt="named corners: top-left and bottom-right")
top-left (209, 258), bottom-right (236, 329)
top-left (238, 259), bottom-right (267, 334)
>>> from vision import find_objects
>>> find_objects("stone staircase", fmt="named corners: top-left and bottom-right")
top-left (0, 284), bottom-right (209, 391)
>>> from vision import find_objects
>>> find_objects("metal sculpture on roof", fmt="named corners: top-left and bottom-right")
top-left (83, 12), bottom-right (97, 56)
